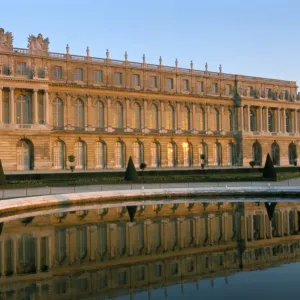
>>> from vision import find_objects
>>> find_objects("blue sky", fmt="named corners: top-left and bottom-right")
top-left (1, 0), bottom-right (300, 85)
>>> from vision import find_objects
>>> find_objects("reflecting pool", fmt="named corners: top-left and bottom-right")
top-left (0, 201), bottom-right (299, 299)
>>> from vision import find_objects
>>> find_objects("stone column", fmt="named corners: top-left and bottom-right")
top-left (44, 90), bottom-right (49, 125)
top-left (33, 89), bottom-right (38, 124)
top-left (283, 108), bottom-right (286, 133)
top-left (265, 107), bottom-right (269, 132)
top-left (277, 108), bottom-right (281, 133)
top-left (294, 109), bottom-right (297, 133)
top-left (247, 105), bottom-right (251, 131)
top-left (0, 241), bottom-right (5, 276)
top-left (48, 237), bottom-right (52, 269)
top-left (205, 104), bottom-right (209, 131)
top-left (160, 101), bottom-right (164, 129)
top-left (0, 87), bottom-right (2, 123)
top-left (177, 102), bottom-right (181, 130)
top-left (36, 237), bottom-right (41, 272)
top-left (10, 87), bottom-right (15, 124)
top-left (259, 106), bottom-right (263, 132)
top-left (249, 215), bottom-right (254, 241)
top-left (220, 105), bottom-right (223, 131)
top-left (13, 237), bottom-right (18, 274)
top-left (240, 105), bottom-right (244, 131)
top-left (125, 98), bottom-right (129, 128)
top-left (192, 103), bottom-right (196, 130)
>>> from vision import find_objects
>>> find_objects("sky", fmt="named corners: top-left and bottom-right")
top-left (1, 0), bottom-right (300, 85)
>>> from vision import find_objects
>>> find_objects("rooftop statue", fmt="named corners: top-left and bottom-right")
top-left (0, 28), bottom-right (13, 51)
top-left (28, 33), bottom-right (49, 54)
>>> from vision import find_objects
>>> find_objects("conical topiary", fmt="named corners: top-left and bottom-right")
top-left (262, 153), bottom-right (277, 180)
top-left (124, 156), bottom-right (137, 181)
top-left (0, 160), bottom-right (6, 186)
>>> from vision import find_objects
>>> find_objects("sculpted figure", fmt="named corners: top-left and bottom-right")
top-left (28, 33), bottom-right (49, 53)
top-left (0, 28), bottom-right (13, 51)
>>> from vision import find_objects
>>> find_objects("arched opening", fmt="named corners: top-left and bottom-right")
top-left (150, 104), bottom-right (158, 129)
top-left (215, 142), bottom-right (222, 166)
top-left (132, 103), bottom-right (141, 130)
top-left (252, 142), bottom-right (262, 166)
top-left (182, 106), bottom-right (191, 131)
top-left (167, 142), bottom-right (177, 167)
top-left (53, 140), bottom-right (65, 169)
top-left (52, 98), bottom-right (64, 129)
top-left (271, 142), bottom-right (280, 166)
top-left (115, 141), bottom-right (125, 168)
top-left (16, 95), bottom-right (32, 124)
top-left (151, 142), bottom-right (161, 167)
top-left (166, 105), bottom-right (175, 131)
top-left (200, 142), bottom-right (208, 166)
top-left (95, 141), bottom-right (106, 169)
top-left (74, 99), bottom-right (84, 129)
top-left (95, 100), bottom-right (104, 129)
top-left (228, 142), bottom-right (236, 166)
top-left (288, 143), bottom-right (297, 165)
top-left (17, 139), bottom-right (34, 170)
top-left (183, 142), bottom-right (193, 167)
top-left (115, 102), bottom-right (124, 128)
top-left (133, 141), bottom-right (144, 168)
top-left (74, 141), bottom-right (86, 169)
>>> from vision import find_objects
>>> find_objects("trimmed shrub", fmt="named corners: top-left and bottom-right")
top-left (0, 160), bottom-right (6, 186)
top-left (68, 154), bottom-right (75, 172)
top-left (124, 156), bottom-right (137, 181)
top-left (140, 162), bottom-right (147, 171)
top-left (262, 153), bottom-right (277, 180)
top-left (249, 161), bottom-right (256, 168)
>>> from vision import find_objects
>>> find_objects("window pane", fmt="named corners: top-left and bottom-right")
top-left (16, 63), bottom-right (27, 75)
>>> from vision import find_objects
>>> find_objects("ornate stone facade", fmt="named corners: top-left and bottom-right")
top-left (0, 28), bottom-right (299, 171)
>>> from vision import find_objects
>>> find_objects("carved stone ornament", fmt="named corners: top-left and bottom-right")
top-left (0, 28), bottom-right (13, 51)
top-left (28, 33), bottom-right (49, 55)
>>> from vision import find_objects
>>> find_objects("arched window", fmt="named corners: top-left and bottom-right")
top-left (228, 142), bottom-right (236, 166)
top-left (16, 95), bottom-right (32, 124)
top-left (268, 110), bottom-right (275, 132)
top-left (252, 142), bottom-right (262, 166)
top-left (95, 141), bottom-right (106, 168)
top-left (215, 109), bottom-right (220, 131)
top-left (74, 99), bottom-right (84, 129)
top-left (286, 111), bottom-right (292, 133)
top-left (53, 140), bottom-right (65, 169)
top-left (182, 106), bottom-right (191, 131)
top-left (183, 142), bottom-right (192, 167)
top-left (95, 101), bottom-right (104, 129)
top-left (200, 142), bottom-right (208, 166)
top-left (166, 105), bottom-right (175, 130)
top-left (133, 142), bottom-right (143, 167)
top-left (52, 98), bottom-right (64, 129)
top-left (250, 109), bottom-right (257, 131)
top-left (288, 143), bottom-right (297, 165)
top-left (132, 103), bottom-right (141, 129)
top-left (115, 141), bottom-right (125, 168)
top-left (150, 104), bottom-right (158, 129)
top-left (17, 139), bottom-right (33, 170)
top-left (271, 142), bottom-right (280, 166)
top-left (115, 102), bottom-right (124, 128)
top-left (75, 141), bottom-right (86, 169)
top-left (228, 110), bottom-right (234, 131)
top-left (151, 142), bottom-right (161, 167)
top-left (167, 142), bottom-right (177, 167)
top-left (214, 143), bottom-right (222, 166)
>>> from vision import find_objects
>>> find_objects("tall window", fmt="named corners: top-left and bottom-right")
top-left (150, 76), bottom-right (157, 88)
top-left (271, 142), bottom-right (280, 166)
top-left (198, 81), bottom-right (204, 93)
top-left (3, 89), bottom-right (9, 124)
top-left (267, 88), bottom-right (273, 99)
top-left (201, 108), bottom-right (206, 130)
top-left (183, 142), bottom-right (192, 167)
top-left (76, 227), bottom-right (87, 260)
top-left (268, 110), bottom-right (275, 132)
top-left (225, 84), bottom-right (232, 95)
top-left (252, 142), bottom-right (262, 166)
top-left (212, 83), bottom-right (218, 94)
top-left (182, 106), bottom-right (191, 130)
top-left (18, 235), bottom-right (35, 270)
top-left (183, 79), bottom-right (189, 91)
top-left (249, 86), bottom-right (255, 97)
top-left (52, 98), bottom-right (64, 129)
top-left (38, 92), bottom-right (44, 124)
top-left (166, 78), bottom-right (173, 89)
top-left (133, 142), bottom-right (143, 167)
top-left (75, 141), bottom-right (86, 169)
top-left (52, 66), bottom-right (63, 80)
top-left (132, 74), bottom-right (140, 86)
top-left (151, 142), bottom-right (160, 167)
top-left (114, 72), bottom-right (123, 85)
top-left (95, 141), bottom-right (106, 168)
top-left (53, 140), bottom-right (65, 169)
top-left (115, 102), bottom-right (124, 128)
top-left (250, 109), bottom-right (257, 131)
top-left (16, 63), bottom-right (27, 75)
top-left (286, 111), bottom-right (292, 133)
top-left (167, 142), bottom-right (177, 167)
top-left (115, 141), bottom-right (125, 168)
top-left (228, 142), bottom-right (236, 166)
top-left (16, 95), bottom-right (32, 124)
top-left (166, 105), bottom-right (175, 130)
top-left (229, 110), bottom-right (233, 131)
top-left (132, 103), bottom-right (141, 129)
top-left (150, 104), bottom-right (158, 129)
top-left (288, 143), bottom-right (297, 165)
top-left (94, 71), bottom-right (103, 83)
top-left (95, 101), bottom-right (104, 128)
top-left (55, 229), bottom-right (66, 263)
top-left (201, 142), bottom-right (208, 166)
top-left (215, 143), bottom-right (222, 166)
top-left (74, 68), bottom-right (83, 81)
top-left (74, 99), bottom-right (84, 129)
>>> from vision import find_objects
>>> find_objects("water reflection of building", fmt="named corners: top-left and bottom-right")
top-left (0, 202), bottom-right (300, 299)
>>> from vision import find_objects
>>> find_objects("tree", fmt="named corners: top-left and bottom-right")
top-left (0, 160), bottom-right (6, 186)
top-left (200, 154), bottom-right (206, 169)
top-left (262, 153), bottom-right (277, 180)
top-left (124, 156), bottom-right (137, 181)
top-left (140, 162), bottom-right (147, 171)
top-left (68, 154), bottom-right (75, 172)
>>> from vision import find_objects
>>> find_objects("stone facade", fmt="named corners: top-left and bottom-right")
top-left (0, 28), bottom-right (299, 171)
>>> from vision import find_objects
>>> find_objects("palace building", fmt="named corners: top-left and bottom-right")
top-left (0, 27), bottom-right (299, 171)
